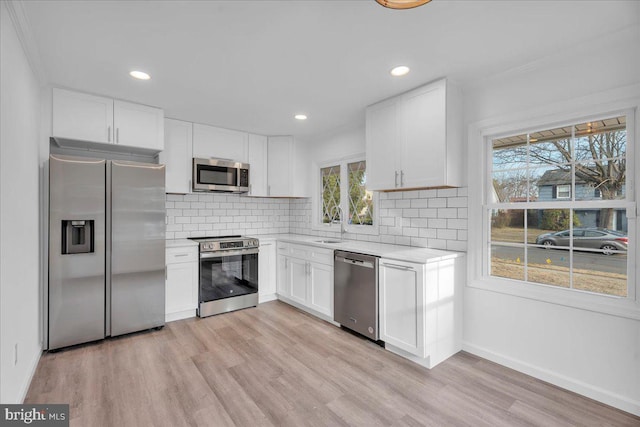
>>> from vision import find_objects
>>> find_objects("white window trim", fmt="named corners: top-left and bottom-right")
top-left (312, 153), bottom-right (379, 236)
top-left (555, 184), bottom-right (571, 199)
top-left (467, 89), bottom-right (640, 321)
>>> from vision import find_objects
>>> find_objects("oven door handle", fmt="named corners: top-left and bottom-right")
top-left (200, 248), bottom-right (259, 259)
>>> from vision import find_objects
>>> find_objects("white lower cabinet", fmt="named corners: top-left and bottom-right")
top-left (379, 256), bottom-right (464, 369)
top-left (258, 240), bottom-right (277, 302)
top-left (308, 262), bottom-right (333, 318)
top-left (165, 246), bottom-right (198, 322)
top-left (276, 242), bottom-right (333, 320)
top-left (379, 260), bottom-right (425, 357)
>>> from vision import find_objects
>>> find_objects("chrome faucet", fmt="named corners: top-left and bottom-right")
top-left (335, 206), bottom-right (346, 241)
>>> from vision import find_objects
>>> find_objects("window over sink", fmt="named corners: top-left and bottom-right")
top-left (316, 156), bottom-right (378, 234)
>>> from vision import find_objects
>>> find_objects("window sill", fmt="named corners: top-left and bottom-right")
top-left (311, 223), bottom-right (380, 236)
top-left (467, 276), bottom-right (640, 321)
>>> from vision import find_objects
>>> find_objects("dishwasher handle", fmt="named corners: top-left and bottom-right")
top-left (335, 256), bottom-right (375, 269)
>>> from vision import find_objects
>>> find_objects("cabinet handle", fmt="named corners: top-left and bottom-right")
top-left (400, 170), bottom-right (404, 187)
top-left (116, 128), bottom-right (120, 143)
top-left (249, 184), bottom-right (252, 195)
top-left (268, 185), bottom-right (271, 196)
top-left (381, 262), bottom-right (414, 271)
top-left (107, 126), bottom-right (111, 142)
top-left (174, 253), bottom-right (189, 257)
top-left (285, 258), bottom-right (288, 269)
top-left (395, 171), bottom-right (398, 188)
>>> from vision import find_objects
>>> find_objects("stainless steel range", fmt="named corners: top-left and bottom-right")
top-left (191, 235), bottom-right (259, 317)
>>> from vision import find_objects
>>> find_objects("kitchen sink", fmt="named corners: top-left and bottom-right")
top-left (314, 240), bottom-right (343, 244)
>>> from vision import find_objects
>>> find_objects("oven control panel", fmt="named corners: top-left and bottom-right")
top-left (198, 238), bottom-right (259, 252)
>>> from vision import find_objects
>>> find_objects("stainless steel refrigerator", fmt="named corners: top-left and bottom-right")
top-left (47, 154), bottom-right (165, 350)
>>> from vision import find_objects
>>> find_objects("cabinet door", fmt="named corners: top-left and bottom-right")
top-left (259, 242), bottom-right (277, 297)
top-left (248, 133), bottom-right (268, 196)
top-left (166, 262), bottom-right (198, 314)
top-left (52, 88), bottom-right (114, 143)
top-left (365, 98), bottom-right (399, 191)
top-left (289, 258), bottom-right (308, 305)
top-left (400, 82), bottom-right (446, 189)
top-left (267, 136), bottom-right (292, 197)
top-left (113, 100), bottom-right (164, 151)
top-left (160, 119), bottom-right (192, 193)
top-left (193, 123), bottom-right (248, 162)
top-left (276, 253), bottom-right (290, 297)
top-left (379, 260), bottom-right (425, 357)
top-left (308, 262), bottom-right (333, 318)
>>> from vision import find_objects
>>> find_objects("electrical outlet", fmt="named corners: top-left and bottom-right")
top-left (14, 343), bottom-right (18, 366)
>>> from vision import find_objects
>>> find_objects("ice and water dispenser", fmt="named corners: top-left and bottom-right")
top-left (61, 220), bottom-right (94, 254)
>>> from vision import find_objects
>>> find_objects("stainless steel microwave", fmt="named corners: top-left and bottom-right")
top-left (192, 158), bottom-right (250, 193)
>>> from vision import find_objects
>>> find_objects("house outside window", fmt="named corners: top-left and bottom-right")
top-left (488, 114), bottom-right (631, 298)
top-left (555, 184), bottom-right (571, 199)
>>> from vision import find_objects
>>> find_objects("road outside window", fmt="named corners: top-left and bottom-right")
top-left (488, 115), bottom-right (628, 297)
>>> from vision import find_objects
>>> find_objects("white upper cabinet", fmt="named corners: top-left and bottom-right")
top-left (53, 89), bottom-right (114, 144)
top-left (113, 100), bottom-right (164, 150)
top-left (365, 97), bottom-right (399, 191)
top-left (267, 136), bottom-right (292, 197)
top-left (366, 78), bottom-right (462, 191)
top-left (192, 123), bottom-right (248, 163)
top-left (52, 88), bottom-right (164, 152)
top-left (247, 133), bottom-right (268, 197)
top-left (159, 119), bottom-right (193, 194)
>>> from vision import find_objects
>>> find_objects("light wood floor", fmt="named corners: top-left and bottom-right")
top-left (26, 301), bottom-right (639, 426)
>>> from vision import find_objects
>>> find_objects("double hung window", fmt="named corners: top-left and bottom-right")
top-left (488, 114), bottom-right (631, 297)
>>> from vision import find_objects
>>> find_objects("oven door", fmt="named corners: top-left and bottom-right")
top-left (199, 248), bottom-right (259, 303)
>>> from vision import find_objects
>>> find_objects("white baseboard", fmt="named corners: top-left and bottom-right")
top-left (276, 295), bottom-right (338, 326)
top-left (259, 293), bottom-right (278, 304)
top-left (462, 341), bottom-right (640, 417)
top-left (19, 346), bottom-right (42, 403)
top-left (165, 309), bottom-right (196, 323)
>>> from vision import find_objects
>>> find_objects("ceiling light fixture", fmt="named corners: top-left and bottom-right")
top-left (376, 0), bottom-right (432, 10)
top-left (390, 66), bottom-right (410, 77)
top-left (129, 70), bottom-right (151, 80)
top-left (295, 114), bottom-right (308, 120)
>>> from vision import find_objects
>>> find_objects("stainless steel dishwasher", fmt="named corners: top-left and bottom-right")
top-left (334, 250), bottom-right (379, 341)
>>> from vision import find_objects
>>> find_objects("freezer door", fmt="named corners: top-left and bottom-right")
top-left (49, 155), bottom-right (106, 350)
top-left (110, 160), bottom-right (165, 336)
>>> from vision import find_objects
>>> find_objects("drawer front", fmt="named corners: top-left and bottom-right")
top-left (289, 244), bottom-right (310, 259)
top-left (166, 247), bottom-right (198, 264)
top-left (309, 248), bottom-right (333, 265)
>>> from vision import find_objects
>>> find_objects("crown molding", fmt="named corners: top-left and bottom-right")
top-left (4, 0), bottom-right (48, 84)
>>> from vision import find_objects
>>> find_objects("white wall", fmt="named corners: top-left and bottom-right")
top-left (0, 2), bottom-right (43, 403)
top-left (463, 25), bottom-right (640, 415)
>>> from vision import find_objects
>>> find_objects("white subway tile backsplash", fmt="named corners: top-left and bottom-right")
top-left (167, 187), bottom-right (468, 252)
top-left (437, 208), bottom-right (458, 219)
top-left (428, 198), bottom-right (447, 208)
top-left (437, 188), bottom-right (458, 198)
top-left (447, 197), bottom-right (468, 208)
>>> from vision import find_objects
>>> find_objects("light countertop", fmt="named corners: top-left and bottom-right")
top-left (166, 238), bottom-right (199, 249)
top-left (165, 234), bottom-right (464, 264)
top-left (247, 233), bottom-right (464, 264)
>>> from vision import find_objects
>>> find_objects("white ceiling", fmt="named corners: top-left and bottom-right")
top-left (22, 0), bottom-right (640, 140)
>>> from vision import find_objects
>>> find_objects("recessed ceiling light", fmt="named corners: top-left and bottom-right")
top-left (390, 66), bottom-right (410, 77)
top-left (129, 70), bottom-right (151, 80)
top-left (295, 114), bottom-right (308, 120)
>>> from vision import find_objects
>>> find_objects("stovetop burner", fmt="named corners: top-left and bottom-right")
top-left (189, 235), bottom-right (242, 242)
